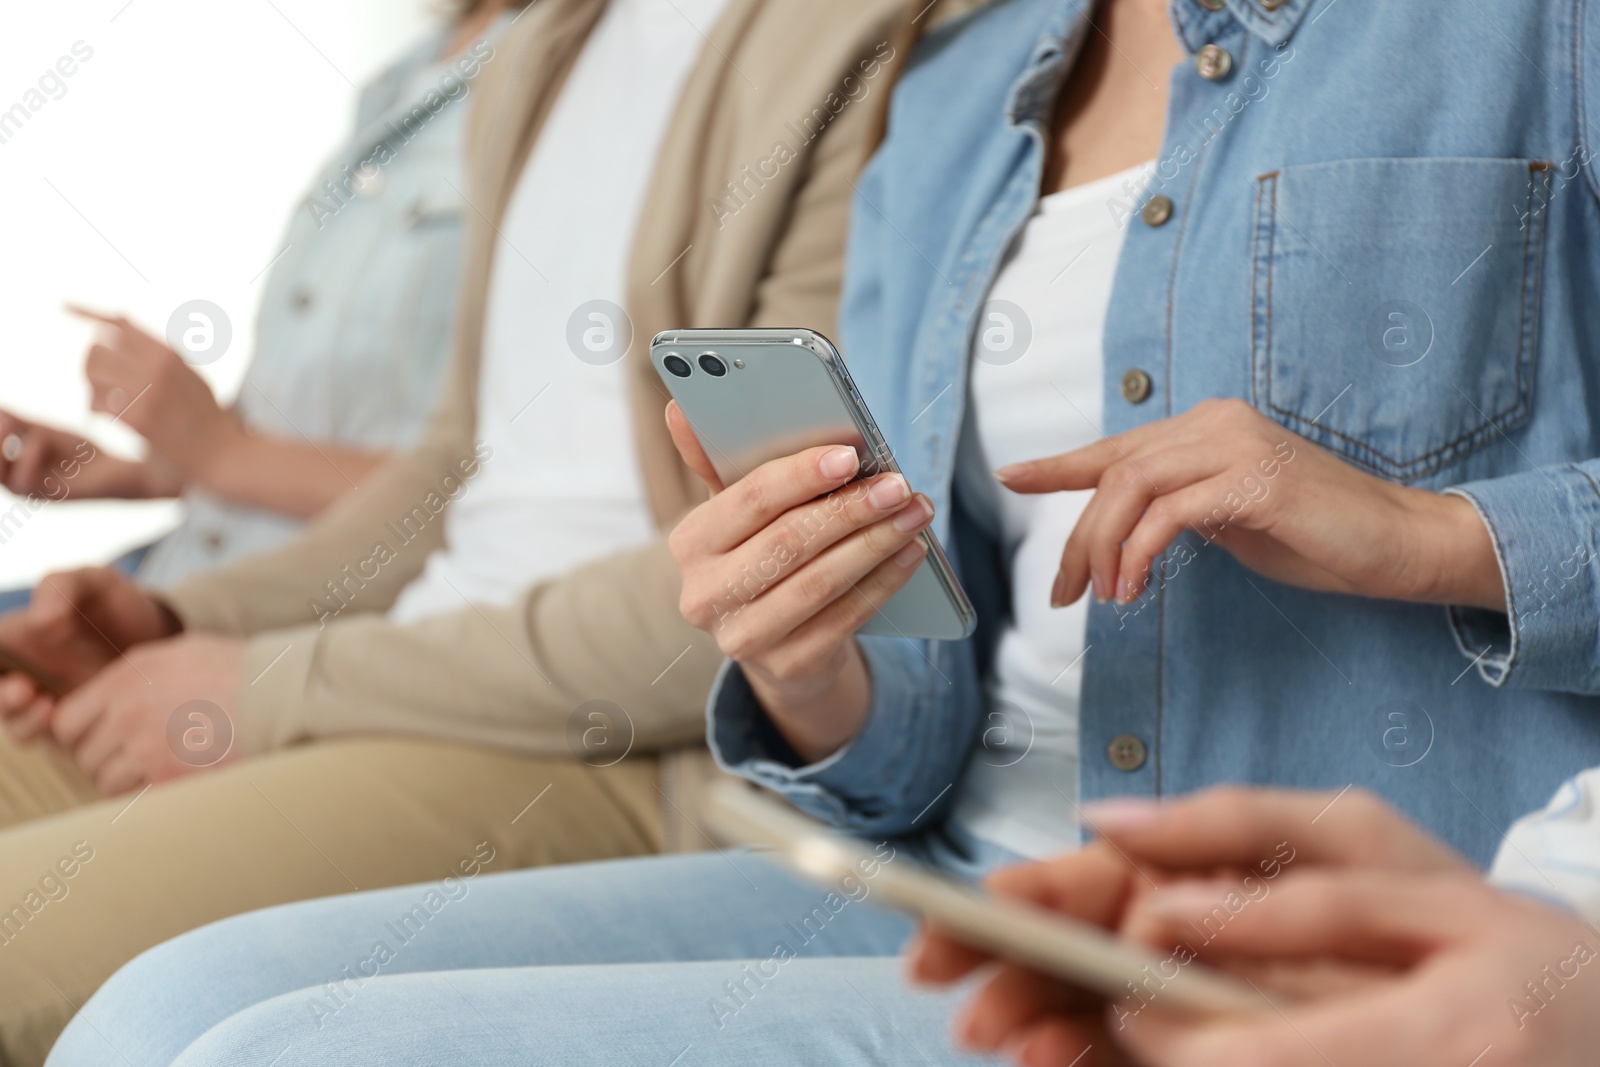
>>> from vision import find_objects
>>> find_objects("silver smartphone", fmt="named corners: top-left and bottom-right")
top-left (705, 781), bottom-right (1275, 1018)
top-left (651, 328), bottom-right (975, 641)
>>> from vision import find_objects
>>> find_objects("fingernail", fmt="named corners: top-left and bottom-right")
top-left (1050, 569), bottom-right (1069, 608)
top-left (1080, 796), bottom-right (1163, 832)
top-left (993, 463), bottom-right (1027, 484)
top-left (1091, 574), bottom-right (1107, 604)
top-left (894, 540), bottom-right (927, 568)
top-left (892, 495), bottom-right (933, 532)
top-left (820, 447), bottom-right (859, 480)
top-left (1116, 577), bottom-right (1133, 603)
top-left (868, 474), bottom-right (911, 510)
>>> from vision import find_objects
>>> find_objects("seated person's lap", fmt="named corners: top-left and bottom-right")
top-left (0, 728), bottom-right (99, 830)
top-left (1, 737), bottom-right (661, 1067)
top-left (170, 957), bottom-right (975, 1067)
top-left (52, 851), bottom-right (919, 1067)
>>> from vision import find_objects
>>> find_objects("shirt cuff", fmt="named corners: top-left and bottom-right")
top-left (1444, 466), bottom-right (1600, 692)
top-left (707, 636), bottom-right (954, 834)
top-left (231, 625), bottom-right (322, 755)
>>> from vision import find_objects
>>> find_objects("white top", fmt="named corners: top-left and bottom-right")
top-left (391, 0), bottom-right (728, 624)
top-left (1490, 769), bottom-right (1600, 920)
top-left (950, 162), bottom-right (1152, 859)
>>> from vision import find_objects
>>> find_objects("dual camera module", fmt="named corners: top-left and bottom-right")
top-left (663, 351), bottom-right (727, 378)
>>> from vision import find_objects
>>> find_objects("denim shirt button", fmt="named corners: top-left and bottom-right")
top-left (1261, 0), bottom-right (1288, 9)
top-left (1195, 43), bottom-right (1234, 80)
top-left (1120, 368), bottom-right (1154, 404)
top-left (1197, 0), bottom-right (1226, 9)
top-left (1108, 734), bottom-right (1148, 771)
top-left (1141, 195), bottom-right (1174, 227)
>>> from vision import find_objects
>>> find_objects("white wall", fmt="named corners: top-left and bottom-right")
top-left (0, 0), bottom-right (439, 585)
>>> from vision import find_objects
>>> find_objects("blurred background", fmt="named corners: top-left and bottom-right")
top-left (0, 0), bottom-right (439, 585)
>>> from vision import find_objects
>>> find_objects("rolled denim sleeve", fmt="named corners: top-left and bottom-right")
top-left (707, 634), bottom-right (982, 837)
top-left (1445, 463), bottom-right (1600, 691)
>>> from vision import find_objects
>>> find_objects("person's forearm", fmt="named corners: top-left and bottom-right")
top-left (130, 455), bottom-right (185, 498)
top-left (192, 430), bottom-right (389, 518)
top-left (228, 539), bottom-right (720, 756)
top-left (68, 454), bottom-right (173, 500)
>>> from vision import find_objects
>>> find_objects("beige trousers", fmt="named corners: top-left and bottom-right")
top-left (0, 732), bottom-right (662, 1067)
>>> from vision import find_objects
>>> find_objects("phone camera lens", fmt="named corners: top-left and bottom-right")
top-left (697, 353), bottom-right (727, 377)
top-left (663, 354), bottom-right (692, 378)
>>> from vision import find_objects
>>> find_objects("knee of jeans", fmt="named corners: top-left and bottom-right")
top-left (48, 914), bottom-right (287, 1067)
top-left (167, 991), bottom-right (318, 1067)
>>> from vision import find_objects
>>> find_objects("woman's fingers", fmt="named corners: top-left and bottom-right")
top-left (1113, 964), bottom-right (1459, 1067)
top-left (672, 444), bottom-right (864, 556)
top-left (996, 419), bottom-right (1175, 495)
top-left (715, 506), bottom-right (931, 661)
top-left (917, 850), bottom-right (1143, 985)
top-left (63, 303), bottom-right (125, 329)
top-left (50, 670), bottom-right (111, 749)
top-left (720, 474), bottom-right (927, 596)
top-left (83, 343), bottom-right (126, 414)
top-left (906, 926), bottom-right (997, 984)
top-left (1079, 786), bottom-right (1471, 876)
top-left (1060, 444), bottom-right (1229, 604)
top-left (985, 844), bottom-right (1140, 927)
top-left (956, 962), bottom-right (1105, 1054)
top-left (665, 400), bottom-right (724, 494)
top-left (1012, 1016), bottom-right (1125, 1067)
top-left (1120, 871), bottom-right (1484, 967)
top-left (1109, 472), bottom-right (1240, 600)
top-left (93, 751), bottom-right (146, 796)
top-left (1052, 488), bottom-right (1104, 607)
top-left (0, 671), bottom-right (42, 721)
top-left (735, 548), bottom-right (925, 687)
top-left (7, 696), bottom-right (54, 740)
top-left (1108, 874), bottom-right (1501, 1067)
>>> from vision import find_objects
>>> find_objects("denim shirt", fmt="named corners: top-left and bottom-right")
top-left (137, 26), bottom-right (486, 588)
top-left (710, 0), bottom-right (1600, 869)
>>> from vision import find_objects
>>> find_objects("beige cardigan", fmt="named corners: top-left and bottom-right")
top-left (160, 0), bottom-right (928, 847)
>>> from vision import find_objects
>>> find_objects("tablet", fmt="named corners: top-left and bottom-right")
top-left (704, 781), bottom-right (1274, 1018)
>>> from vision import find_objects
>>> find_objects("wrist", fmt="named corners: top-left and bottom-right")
top-left (135, 454), bottom-right (186, 498)
top-left (1413, 490), bottom-right (1506, 612)
top-left (186, 416), bottom-right (249, 494)
top-left (747, 642), bottom-right (872, 764)
top-left (82, 455), bottom-right (150, 499)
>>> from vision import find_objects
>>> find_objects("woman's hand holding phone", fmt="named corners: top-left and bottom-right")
top-left (665, 401), bottom-right (935, 763)
top-left (907, 788), bottom-right (1594, 1067)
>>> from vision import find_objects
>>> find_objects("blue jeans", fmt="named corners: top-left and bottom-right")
top-left (47, 852), bottom-right (999, 1067)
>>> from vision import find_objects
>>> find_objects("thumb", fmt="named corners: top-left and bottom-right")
top-left (665, 401), bottom-right (725, 494)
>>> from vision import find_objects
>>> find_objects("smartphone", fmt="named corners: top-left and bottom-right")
top-left (651, 328), bottom-right (975, 641)
top-left (0, 644), bottom-right (66, 696)
top-left (705, 781), bottom-right (1274, 1017)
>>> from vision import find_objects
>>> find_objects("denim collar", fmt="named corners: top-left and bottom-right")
top-left (1004, 0), bottom-right (1091, 128)
top-left (1005, 0), bottom-right (1313, 127)
top-left (1171, 0), bottom-right (1316, 51)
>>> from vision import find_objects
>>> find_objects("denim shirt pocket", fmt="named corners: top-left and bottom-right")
top-left (1250, 157), bottom-right (1552, 482)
